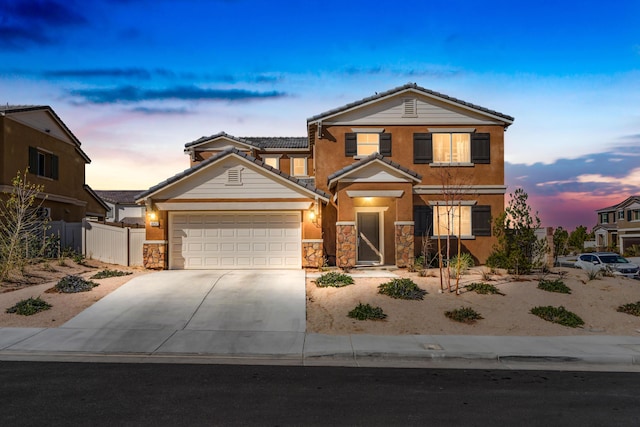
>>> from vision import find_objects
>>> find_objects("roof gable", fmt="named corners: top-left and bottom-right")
top-left (308, 83), bottom-right (514, 127)
top-left (328, 153), bottom-right (421, 188)
top-left (138, 148), bottom-right (329, 202)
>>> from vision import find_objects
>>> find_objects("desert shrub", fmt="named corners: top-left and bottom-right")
top-left (530, 305), bottom-right (584, 328)
top-left (465, 282), bottom-right (504, 295)
top-left (377, 278), bottom-right (427, 300)
top-left (54, 275), bottom-right (98, 293)
top-left (537, 278), bottom-right (571, 294)
top-left (586, 269), bottom-right (602, 281)
top-left (617, 302), bottom-right (640, 317)
top-left (6, 297), bottom-right (51, 316)
top-left (90, 269), bottom-right (133, 279)
top-left (449, 252), bottom-right (474, 276)
top-left (348, 303), bottom-right (387, 321)
top-left (315, 272), bottom-right (354, 288)
top-left (624, 244), bottom-right (640, 257)
top-left (445, 306), bottom-right (483, 324)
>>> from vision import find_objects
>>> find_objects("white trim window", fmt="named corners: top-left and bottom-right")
top-left (290, 157), bottom-right (308, 176)
top-left (433, 133), bottom-right (470, 163)
top-left (262, 155), bottom-right (281, 169)
top-left (433, 205), bottom-right (471, 236)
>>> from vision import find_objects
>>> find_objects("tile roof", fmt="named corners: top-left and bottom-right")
top-left (137, 147), bottom-right (330, 201)
top-left (184, 132), bottom-right (308, 150)
top-left (327, 153), bottom-right (422, 186)
top-left (95, 190), bottom-right (146, 204)
top-left (307, 82), bottom-right (515, 124)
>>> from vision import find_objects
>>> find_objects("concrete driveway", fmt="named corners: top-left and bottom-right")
top-left (5, 270), bottom-right (306, 356)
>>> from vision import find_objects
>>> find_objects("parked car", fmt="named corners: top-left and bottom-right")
top-left (574, 252), bottom-right (640, 278)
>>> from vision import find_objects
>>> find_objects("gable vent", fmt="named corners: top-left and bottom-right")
top-left (226, 167), bottom-right (243, 186)
top-left (403, 98), bottom-right (417, 118)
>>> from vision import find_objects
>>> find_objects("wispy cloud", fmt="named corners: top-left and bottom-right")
top-left (70, 85), bottom-right (287, 104)
top-left (341, 65), bottom-right (461, 79)
top-left (44, 68), bottom-right (154, 79)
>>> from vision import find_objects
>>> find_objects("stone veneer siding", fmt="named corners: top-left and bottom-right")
top-left (336, 222), bottom-right (356, 268)
top-left (143, 241), bottom-right (167, 270)
top-left (395, 222), bottom-right (414, 268)
top-left (302, 240), bottom-right (324, 268)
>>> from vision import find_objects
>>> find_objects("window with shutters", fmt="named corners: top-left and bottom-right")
top-left (417, 204), bottom-right (491, 238)
top-left (433, 133), bottom-right (471, 163)
top-left (433, 205), bottom-right (472, 236)
top-left (29, 146), bottom-right (58, 180)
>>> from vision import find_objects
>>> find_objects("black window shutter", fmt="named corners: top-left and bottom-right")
top-left (28, 147), bottom-right (38, 174)
top-left (379, 133), bottom-right (392, 156)
top-left (345, 133), bottom-right (357, 156)
top-left (628, 210), bottom-right (632, 221)
top-left (414, 205), bottom-right (433, 236)
top-left (471, 133), bottom-right (491, 164)
top-left (413, 133), bottom-right (433, 164)
top-left (51, 154), bottom-right (59, 180)
top-left (472, 205), bottom-right (492, 236)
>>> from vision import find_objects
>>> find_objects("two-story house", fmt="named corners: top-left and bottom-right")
top-left (0, 105), bottom-right (107, 223)
top-left (594, 196), bottom-right (640, 252)
top-left (95, 190), bottom-right (146, 226)
top-left (136, 83), bottom-right (514, 270)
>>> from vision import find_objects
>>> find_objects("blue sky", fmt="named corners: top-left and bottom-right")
top-left (1, 0), bottom-right (639, 230)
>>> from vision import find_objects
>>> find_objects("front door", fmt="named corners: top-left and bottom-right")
top-left (357, 212), bottom-right (381, 264)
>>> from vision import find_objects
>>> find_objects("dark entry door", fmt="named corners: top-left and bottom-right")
top-left (357, 212), bottom-right (380, 263)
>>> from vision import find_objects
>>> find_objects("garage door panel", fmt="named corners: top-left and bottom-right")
top-left (170, 212), bottom-right (301, 269)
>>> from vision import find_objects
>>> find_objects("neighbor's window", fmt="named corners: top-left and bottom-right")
top-left (432, 205), bottom-right (471, 236)
top-left (29, 147), bottom-right (58, 180)
top-left (357, 133), bottom-right (379, 156)
top-left (601, 213), bottom-right (609, 224)
top-left (432, 133), bottom-right (471, 163)
top-left (633, 210), bottom-right (640, 221)
top-left (290, 157), bottom-right (307, 176)
top-left (618, 211), bottom-right (625, 220)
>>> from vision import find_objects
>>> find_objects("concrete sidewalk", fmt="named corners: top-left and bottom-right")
top-left (2, 328), bottom-right (640, 371)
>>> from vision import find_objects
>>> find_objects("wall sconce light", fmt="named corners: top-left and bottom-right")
top-left (148, 211), bottom-right (157, 221)
top-left (309, 210), bottom-right (316, 220)
top-left (147, 211), bottom-right (160, 226)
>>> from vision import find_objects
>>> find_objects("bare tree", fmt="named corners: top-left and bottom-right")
top-left (0, 170), bottom-right (48, 281)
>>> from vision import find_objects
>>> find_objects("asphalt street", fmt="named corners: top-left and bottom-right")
top-left (2, 361), bottom-right (640, 426)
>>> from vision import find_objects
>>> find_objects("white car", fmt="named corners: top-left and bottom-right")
top-left (574, 252), bottom-right (640, 278)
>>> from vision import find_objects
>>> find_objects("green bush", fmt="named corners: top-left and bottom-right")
top-left (315, 272), bottom-right (354, 288)
top-left (90, 269), bottom-right (133, 279)
top-left (445, 306), bottom-right (483, 324)
top-left (617, 302), bottom-right (640, 317)
top-left (54, 275), bottom-right (98, 293)
top-left (465, 282), bottom-right (504, 295)
top-left (530, 306), bottom-right (584, 328)
top-left (377, 278), bottom-right (427, 300)
top-left (348, 303), bottom-right (387, 321)
top-left (537, 278), bottom-right (571, 294)
top-left (449, 253), bottom-right (474, 276)
top-left (6, 297), bottom-right (51, 316)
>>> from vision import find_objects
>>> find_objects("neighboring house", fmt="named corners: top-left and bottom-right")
top-left (95, 190), bottom-right (146, 226)
top-left (0, 105), bottom-right (107, 222)
top-left (594, 196), bottom-right (640, 251)
top-left (136, 83), bottom-right (514, 270)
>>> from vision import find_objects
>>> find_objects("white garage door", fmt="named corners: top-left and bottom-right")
top-left (169, 212), bottom-right (301, 269)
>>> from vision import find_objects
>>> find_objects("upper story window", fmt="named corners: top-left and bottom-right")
top-left (28, 146), bottom-right (58, 180)
top-left (261, 155), bottom-right (281, 169)
top-left (600, 213), bottom-right (609, 224)
top-left (433, 133), bottom-right (471, 163)
top-left (618, 210), bottom-right (625, 220)
top-left (357, 133), bottom-right (379, 156)
top-left (630, 210), bottom-right (640, 221)
top-left (290, 157), bottom-right (308, 176)
top-left (413, 132), bottom-right (490, 165)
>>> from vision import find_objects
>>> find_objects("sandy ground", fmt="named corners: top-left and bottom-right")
top-left (0, 259), bottom-right (148, 328)
top-left (3, 261), bottom-right (640, 336)
top-left (306, 267), bottom-right (640, 336)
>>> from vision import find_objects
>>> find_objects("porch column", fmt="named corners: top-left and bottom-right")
top-left (336, 221), bottom-right (356, 268)
top-left (302, 239), bottom-right (324, 268)
top-left (394, 221), bottom-right (414, 268)
top-left (143, 240), bottom-right (167, 270)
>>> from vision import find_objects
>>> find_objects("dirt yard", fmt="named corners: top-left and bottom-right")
top-left (3, 260), bottom-right (640, 336)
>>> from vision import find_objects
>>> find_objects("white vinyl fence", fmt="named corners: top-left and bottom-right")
top-left (82, 220), bottom-right (145, 267)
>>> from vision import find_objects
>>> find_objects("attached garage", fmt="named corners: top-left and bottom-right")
top-left (169, 211), bottom-right (301, 269)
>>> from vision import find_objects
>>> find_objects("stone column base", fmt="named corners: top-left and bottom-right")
top-left (302, 240), bottom-right (324, 268)
top-left (395, 222), bottom-right (414, 268)
top-left (336, 222), bottom-right (356, 268)
top-left (143, 241), bottom-right (167, 270)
